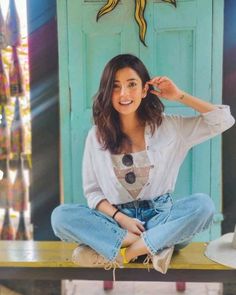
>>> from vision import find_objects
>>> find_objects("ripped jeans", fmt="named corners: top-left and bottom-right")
top-left (51, 193), bottom-right (215, 261)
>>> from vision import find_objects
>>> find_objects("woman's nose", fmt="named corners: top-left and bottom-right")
top-left (120, 86), bottom-right (128, 96)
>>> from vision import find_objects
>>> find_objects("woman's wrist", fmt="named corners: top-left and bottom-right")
top-left (114, 210), bottom-right (127, 223)
top-left (176, 91), bottom-right (186, 102)
top-left (175, 92), bottom-right (217, 113)
top-left (112, 209), bottom-right (120, 219)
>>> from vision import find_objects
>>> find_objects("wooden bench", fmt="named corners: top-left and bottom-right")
top-left (0, 241), bottom-right (235, 282)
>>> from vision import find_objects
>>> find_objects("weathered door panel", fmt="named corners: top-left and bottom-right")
top-left (58, 0), bottom-right (223, 240)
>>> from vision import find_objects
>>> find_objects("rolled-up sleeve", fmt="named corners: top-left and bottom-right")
top-left (171, 105), bottom-right (235, 148)
top-left (82, 131), bottom-right (106, 209)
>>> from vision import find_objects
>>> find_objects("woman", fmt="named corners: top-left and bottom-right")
top-left (51, 54), bottom-right (235, 274)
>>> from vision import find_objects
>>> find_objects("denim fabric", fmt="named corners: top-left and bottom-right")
top-left (51, 193), bottom-right (215, 261)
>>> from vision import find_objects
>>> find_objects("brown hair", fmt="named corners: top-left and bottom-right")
top-left (93, 54), bottom-right (164, 154)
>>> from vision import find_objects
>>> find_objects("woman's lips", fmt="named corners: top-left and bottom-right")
top-left (119, 100), bottom-right (133, 105)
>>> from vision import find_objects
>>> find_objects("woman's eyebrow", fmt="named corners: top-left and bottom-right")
top-left (114, 78), bottom-right (138, 82)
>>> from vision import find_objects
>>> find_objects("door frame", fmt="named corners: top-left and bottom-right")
top-left (57, 1), bottom-right (224, 238)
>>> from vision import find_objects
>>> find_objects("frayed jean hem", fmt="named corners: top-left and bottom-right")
top-left (142, 218), bottom-right (214, 256)
top-left (109, 229), bottom-right (128, 261)
top-left (141, 232), bottom-right (157, 256)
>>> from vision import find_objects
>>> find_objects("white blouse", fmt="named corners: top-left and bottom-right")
top-left (82, 105), bottom-right (235, 209)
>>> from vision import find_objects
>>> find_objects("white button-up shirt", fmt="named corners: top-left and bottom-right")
top-left (82, 105), bottom-right (235, 209)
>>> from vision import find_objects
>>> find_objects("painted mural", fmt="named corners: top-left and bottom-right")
top-left (97, 0), bottom-right (177, 46)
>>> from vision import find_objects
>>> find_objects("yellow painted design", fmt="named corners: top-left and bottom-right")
top-left (97, 1), bottom-right (177, 46)
top-left (96, 0), bottom-right (120, 21)
top-left (162, 0), bottom-right (177, 7)
top-left (134, 0), bottom-right (147, 46)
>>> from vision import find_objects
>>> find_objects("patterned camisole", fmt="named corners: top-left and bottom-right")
top-left (111, 150), bottom-right (151, 199)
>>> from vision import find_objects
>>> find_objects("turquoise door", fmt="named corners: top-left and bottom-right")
top-left (57, 0), bottom-right (224, 241)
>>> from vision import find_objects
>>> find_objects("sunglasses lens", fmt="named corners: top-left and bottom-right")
top-left (122, 154), bottom-right (133, 166)
top-left (125, 172), bottom-right (136, 184)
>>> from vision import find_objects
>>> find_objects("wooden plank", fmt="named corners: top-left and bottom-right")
top-left (0, 241), bottom-right (232, 270)
top-left (0, 241), bottom-right (235, 282)
top-left (0, 267), bottom-right (235, 282)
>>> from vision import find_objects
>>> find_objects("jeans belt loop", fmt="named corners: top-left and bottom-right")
top-left (133, 200), bottom-right (139, 209)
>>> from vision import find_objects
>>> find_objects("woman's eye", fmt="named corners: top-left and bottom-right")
top-left (113, 84), bottom-right (120, 89)
top-left (129, 82), bottom-right (137, 88)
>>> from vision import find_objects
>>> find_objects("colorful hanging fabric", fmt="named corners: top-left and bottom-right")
top-left (0, 106), bottom-right (10, 158)
top-left (0, 52), bottom-right (10, 105)
top-left (0, 4), bottom-right (7, 49)
top-left (9, 46), bottom-right (24, 97)
top-left (0, 107), bottom-right (10, 210)
top-left (15, 210), bottom-right (29, 240)
top-left (9, 94), bottom-right (27, 213)
top-left (5, 0), bottom-right (21, 47)
top-left (21, 153), bottom-right (31, 187)
top-left (22, 154), bottom-right (31, 170)
top-left (10, 96), bottom-right (24, 157)
top-left (11, 155), bottom-right (28, 212)
top-left (0, 158), bottom-right (11, 209)
top-left (0, 208), bottom-right (14, 240)
top-left (5, 0), bottom-right (24, 96)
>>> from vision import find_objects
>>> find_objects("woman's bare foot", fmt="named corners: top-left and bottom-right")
top-left (121, 232), bottom-right (140, 247)
top-left (125, 237), bottom-right (150, 262)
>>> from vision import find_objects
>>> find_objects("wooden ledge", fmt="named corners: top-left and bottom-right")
top-left (0, 241), bottom-right (235, 282)
top-left (0, 241), bottom-right (230, 269)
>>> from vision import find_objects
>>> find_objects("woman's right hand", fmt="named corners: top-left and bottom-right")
top-left (115, 212), bottom-right (145, 235)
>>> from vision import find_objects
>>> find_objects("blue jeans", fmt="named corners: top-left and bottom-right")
top-left (51, 193), bottom-right (215, 261)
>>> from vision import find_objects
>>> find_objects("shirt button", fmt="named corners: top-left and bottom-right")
top-left (146, 146), bottom-right (149, 150)
top-left (150, 165), bottom-right (154, 168)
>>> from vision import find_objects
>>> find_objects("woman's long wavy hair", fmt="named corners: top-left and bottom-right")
top-left (93, 54), bottom-right (164, 154)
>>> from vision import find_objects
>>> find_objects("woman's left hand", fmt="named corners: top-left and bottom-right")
top-left (147, 76), bottom-right (184, 101)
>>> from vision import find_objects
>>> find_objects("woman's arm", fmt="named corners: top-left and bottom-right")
top-left (97, 199), bottom-right (145, 235)
top-left (96, 199), bottom-right (119, 218)
top-left (147, 76), bottom-right (235, 148)
top-left (175, 92), bottom-right (217, 113)
top-left (147, 76), bottom-right (217, 113)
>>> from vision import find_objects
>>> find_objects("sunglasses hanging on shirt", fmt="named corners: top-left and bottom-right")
top-left (122, 154), bottom-right (136, 184)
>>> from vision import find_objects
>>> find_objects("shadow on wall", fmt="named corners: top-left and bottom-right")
top-left (222, 0), bottom-right (236, 233)
top-left (28, 8), bottom-right (60, 240)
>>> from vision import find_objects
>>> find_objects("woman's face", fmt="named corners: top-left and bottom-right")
top-left (111, 67), bottom-right (147, 117)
